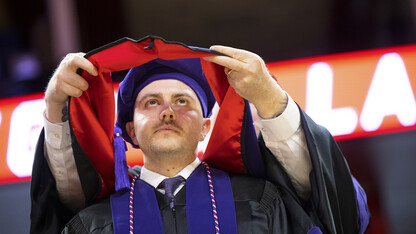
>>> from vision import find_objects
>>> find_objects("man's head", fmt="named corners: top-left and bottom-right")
top-left (125, 79), bottom-right (211, 159)
top-left (116, 58), bottom-right (216, 153)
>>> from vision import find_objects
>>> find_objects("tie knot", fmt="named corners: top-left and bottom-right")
top-left (158, 176), bottom-right (185, 200)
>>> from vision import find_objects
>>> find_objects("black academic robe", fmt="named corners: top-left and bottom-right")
top-left (61, 174), bottom-right (317, 234)
top-left (30, 108), bottom-right (368, 234)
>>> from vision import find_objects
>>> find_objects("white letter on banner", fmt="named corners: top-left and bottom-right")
top-left (7, 99), bottom-right (45, 177)
top-left (306, 62), bottom-right (358, 136)
top-left (360, 53), bottom-right (416, 131)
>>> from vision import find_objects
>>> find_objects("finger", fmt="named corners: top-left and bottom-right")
top-left (224, 67), bottom-right (232, 75)
top-left (209, 45), bottom-right (255, 62)
top-left (203, 55), bottom-right (246, 72)
top-left (62, 71), bottom-right (90, 91)
top-left (60, 80), bottom-right (85, 98)
top-left (55, 65), bottom-right (89, 91)
top-left (224, 67), bottom-right (244, 81)
top-left (66, 53), bottom-right (98, 76)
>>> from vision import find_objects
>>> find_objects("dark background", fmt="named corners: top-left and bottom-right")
top-left (1, 0), bottom-right (416, 233)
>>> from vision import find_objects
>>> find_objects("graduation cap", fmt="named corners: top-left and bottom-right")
top-left (69, 36), bottom-right (265, 201)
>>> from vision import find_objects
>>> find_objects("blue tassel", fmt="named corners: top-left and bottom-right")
top-left (114, 125), bottom-right (129, 191)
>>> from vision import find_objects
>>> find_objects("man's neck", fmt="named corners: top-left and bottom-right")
top-left (140, 158), bottom-right (201, 189)
top-left (143, 154), bottom-right (197, 177)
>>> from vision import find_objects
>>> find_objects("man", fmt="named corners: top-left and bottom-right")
top-left (30, 36), bottom-right (369, 233)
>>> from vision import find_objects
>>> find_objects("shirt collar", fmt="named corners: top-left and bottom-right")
top-left (140, 157), bottom-right (201, 189)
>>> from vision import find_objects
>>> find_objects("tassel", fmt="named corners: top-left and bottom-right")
top-left (114, 125), bottom-right (130, 191)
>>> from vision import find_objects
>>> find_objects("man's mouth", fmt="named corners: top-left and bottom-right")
top-left (155, 125), bottom-right (180, 133)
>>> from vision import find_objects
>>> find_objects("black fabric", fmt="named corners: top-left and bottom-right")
top-left (30, 130), bottom-right (75, 234)
top-left (62, 198), bottom-right (113, 234)
top-left (261, 107), bottom-right (361, 234)
top-left (61, 175), bottom-right (316, 234)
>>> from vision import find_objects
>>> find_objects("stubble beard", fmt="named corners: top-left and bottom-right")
top-left (147, 136), bottom-right (198, 163)
top-left (149, 139), bottom-right (182, 156)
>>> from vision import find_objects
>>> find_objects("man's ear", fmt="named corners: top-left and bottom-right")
top-left (199, 118), bottom-right (212, 141)
top-left (125, 121), bottom-right (139, 145)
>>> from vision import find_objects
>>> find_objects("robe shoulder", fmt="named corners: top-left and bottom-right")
top-left (62, 199), bottom-right (113, 234)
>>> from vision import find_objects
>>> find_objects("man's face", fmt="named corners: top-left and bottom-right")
top-left (127, 79), bottom-right (211, 157)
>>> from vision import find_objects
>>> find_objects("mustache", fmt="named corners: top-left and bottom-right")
top-left (154, 120), bottom-right (182, 132)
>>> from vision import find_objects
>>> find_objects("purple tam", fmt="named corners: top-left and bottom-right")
top-left (115, 58), bottom-right (216, 148)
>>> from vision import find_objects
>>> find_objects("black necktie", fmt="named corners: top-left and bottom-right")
top-left (158, 176), bottom-right (185, 208)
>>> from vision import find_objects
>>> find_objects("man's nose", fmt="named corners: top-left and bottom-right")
top-left (160, 105), bottom-right (176, 121)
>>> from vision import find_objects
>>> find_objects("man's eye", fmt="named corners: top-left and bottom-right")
top-left (147, 99), bottom-right (158, 106)
top-left (177, 99), bottom-right (187, 105)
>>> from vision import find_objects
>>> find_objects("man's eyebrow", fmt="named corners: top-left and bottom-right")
top-left (136, 92), bottom-right (198, 104)
top-left (172, 93), bottom-right (198, 101)
top-left (137, 93), bottom-right (161, 103)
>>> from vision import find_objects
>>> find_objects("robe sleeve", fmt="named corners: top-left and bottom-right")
top-left (30, 128), bottom-right (102, 234)
top-left (30, 129), bottom-right (76, 234)
top-left (261, 106), bottom-right (370, 234)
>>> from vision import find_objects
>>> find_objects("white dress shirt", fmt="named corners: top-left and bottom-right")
top-left (43, 95), bottom-right (311, 212)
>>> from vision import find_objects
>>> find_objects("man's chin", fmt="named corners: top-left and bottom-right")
top-left (149, 139), bottom-right (182, 154)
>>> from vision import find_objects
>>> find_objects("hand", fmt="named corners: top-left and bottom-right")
top-left (203, 46), bottom-right (287, 119)
top-left (45, 53), bottom-right (98, 123)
